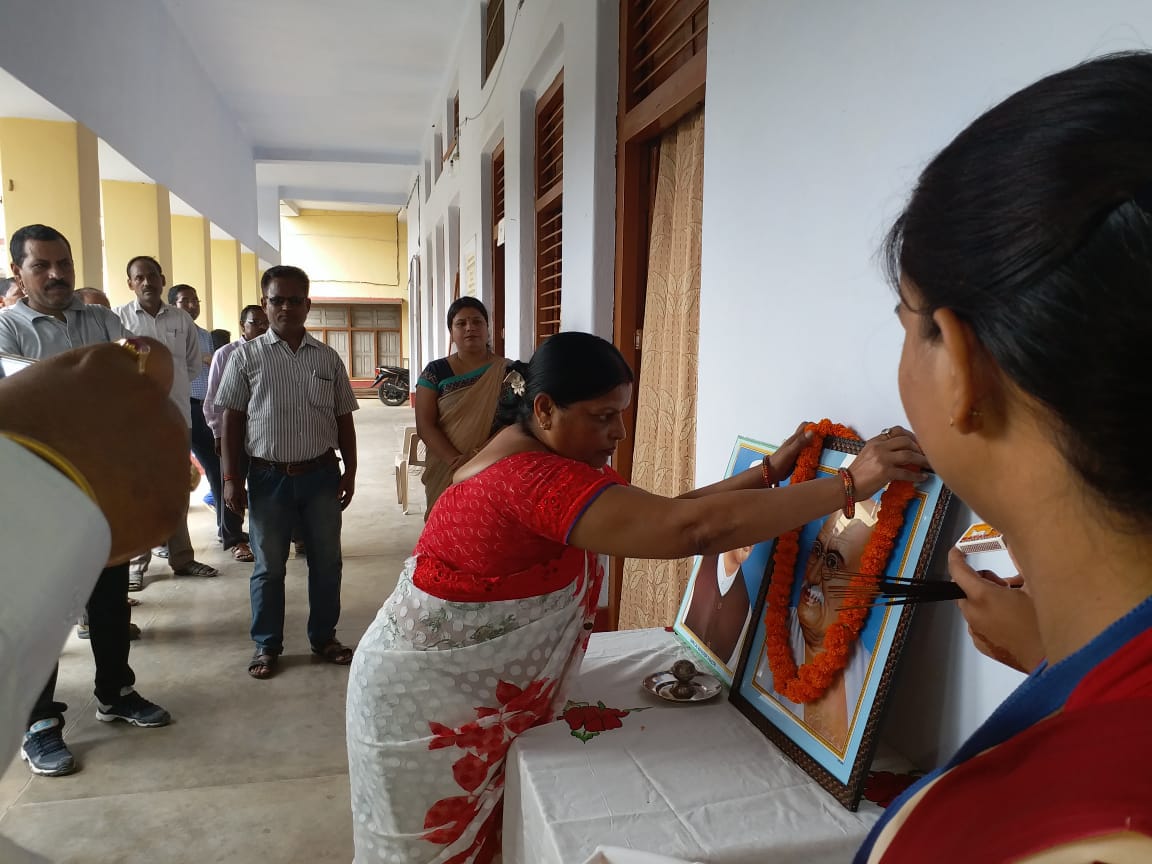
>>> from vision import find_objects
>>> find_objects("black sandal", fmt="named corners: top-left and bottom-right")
top-left (311, 638), bottom-right (354, 665)
top-left (248, 650), bottom-right (278, 680)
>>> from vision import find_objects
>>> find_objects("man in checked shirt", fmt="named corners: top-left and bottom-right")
top-left (216, 265), bottom-right (359, 680)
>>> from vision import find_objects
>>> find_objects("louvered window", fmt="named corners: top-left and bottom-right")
top-left (534, 72), bottom-right (564, 346)
top-left (624, 0), bottom-right (708, 112)
top-left (483, 0), bottom-right (505, 84)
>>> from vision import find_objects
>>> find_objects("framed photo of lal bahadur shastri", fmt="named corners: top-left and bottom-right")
top-left (673, 436), bottom-right (779, 684)
top-left (729, 431), bottom-right (952, 809)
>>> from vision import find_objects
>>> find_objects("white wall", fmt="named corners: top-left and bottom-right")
top-left (407, 0), bottom-right (619, 366)
top-left (698, 0), bottom-right (1152, 767)
top-left (0, 0), bottom-right (259, 250)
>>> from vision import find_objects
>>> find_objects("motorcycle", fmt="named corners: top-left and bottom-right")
top-left (372, 365), bottom-right (411, 406)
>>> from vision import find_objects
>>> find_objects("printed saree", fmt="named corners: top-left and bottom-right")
top-left (347, 555), bottom-right (602, 864)
top-left (420, 357), bottom-right (508, 517)
top-left (348, 452), bottom-right (620, 864)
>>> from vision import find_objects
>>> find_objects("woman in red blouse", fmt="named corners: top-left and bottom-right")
top-left (346, 332), bottom-right (924, 864)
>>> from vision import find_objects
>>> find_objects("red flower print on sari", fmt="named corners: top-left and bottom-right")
top-left (422, 678), bottom-right (557, 851)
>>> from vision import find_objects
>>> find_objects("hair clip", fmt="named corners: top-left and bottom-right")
top-left (505, 369), bottom-right (526, 397)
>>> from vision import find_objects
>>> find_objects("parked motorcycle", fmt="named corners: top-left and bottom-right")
top-left (372, 365), bottom-right (411, 406)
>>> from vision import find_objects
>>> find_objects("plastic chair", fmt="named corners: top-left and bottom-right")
top-left (395, 427), bottom-right (427, 514)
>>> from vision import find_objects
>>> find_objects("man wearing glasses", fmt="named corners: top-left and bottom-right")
top-left (216, 266), bottom-right (359, 680)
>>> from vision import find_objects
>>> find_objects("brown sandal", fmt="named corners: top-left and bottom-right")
top-left (311, 638), bottom-right (354, 665)
top-left (248, 650), bottom-right (278, 680)
top-left (232, 542), bottom-right (255, 562)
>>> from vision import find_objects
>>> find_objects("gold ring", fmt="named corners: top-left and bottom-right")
top-left (880, 427), bottom-right (891, 439)
top-left (117, 338), bottom-right (151, 374)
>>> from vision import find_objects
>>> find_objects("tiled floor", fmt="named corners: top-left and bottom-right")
top-left (0, 401), bottom-right (423, 863)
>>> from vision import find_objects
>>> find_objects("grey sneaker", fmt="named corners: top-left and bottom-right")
top-left (96, 690), bottom-right (171, 727)
top-left (21, 719), bottom-right (76, 776)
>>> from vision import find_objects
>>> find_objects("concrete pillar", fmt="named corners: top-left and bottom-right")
top-left (210, 236), bottom-right (241, 338)
top-left (171, 214), bottom-right (214, 327)
top-left (240, 250), bottom-right (259, 307)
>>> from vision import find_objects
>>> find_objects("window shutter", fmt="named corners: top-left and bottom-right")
top-left (534, 71), bottom-right (564, 347)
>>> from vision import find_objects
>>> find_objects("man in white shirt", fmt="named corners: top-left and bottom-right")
top-left (113, 256), bottom-right (219, 588)
top-left (753, 501), bottom-right (878, 750)
top-left (681, 546), bottom-right (754, 671)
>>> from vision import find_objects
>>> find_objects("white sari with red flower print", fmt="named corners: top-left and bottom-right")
top-left (347, 553), bottom-right (602, 864)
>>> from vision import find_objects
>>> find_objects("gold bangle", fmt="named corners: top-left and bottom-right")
top-left (2, 431), bottom-right (98, 502)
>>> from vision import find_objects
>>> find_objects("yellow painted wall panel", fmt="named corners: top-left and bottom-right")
top-left (0, 119), bottom-right (101, 286)
top-left (171, 215), bottom-right (213, 327)
top-left (101, 180), bottom-right (172, 307)
top-left (210, 237), bottom-right (241, 338)
top-left (279, 210), bottom-right (406, 298)
top-left (240, 251), bottom-right (259, 306)
top-left (278, 209), bottom-right (411, 366)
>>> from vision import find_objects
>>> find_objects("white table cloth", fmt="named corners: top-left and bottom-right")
top-left (504, 629), bottom-right (886, 864)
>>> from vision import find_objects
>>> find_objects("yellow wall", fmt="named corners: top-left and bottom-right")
top-left (0, 119), bottom-right (102, 287)
top-left (171, 215), bottom-right (213, 327)
top-left (279, 209), bottom-right (410, 364)
top-left (101, 180), bottom-right (172, 307)
top-left (210, 237), bottom-right (241, 338)
top-left (280, 210), bottom-right (406, 296)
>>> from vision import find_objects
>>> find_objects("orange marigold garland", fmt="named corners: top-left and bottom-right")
top-left (764, 419), bottom-right (917, 704)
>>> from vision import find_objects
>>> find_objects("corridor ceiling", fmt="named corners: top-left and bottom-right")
top-left (161, 0), bottom-right (469, 212)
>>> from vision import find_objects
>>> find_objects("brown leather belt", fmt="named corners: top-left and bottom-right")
top-left (250, 450), bottom-right (337, 476)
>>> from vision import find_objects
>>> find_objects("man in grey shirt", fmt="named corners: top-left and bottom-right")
top-left (113, 256), bottom-right (219, 588)
top-left (217, 265), bottom-right (359, 680)
top-left (0, 223), bottom-right (172, 777)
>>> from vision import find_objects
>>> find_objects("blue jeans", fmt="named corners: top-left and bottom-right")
top-left (248, 461), bottom-right (344, 654)
top-left (190, 398), bottom-right (246, 549)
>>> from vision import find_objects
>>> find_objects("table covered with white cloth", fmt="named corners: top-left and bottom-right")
top-left (503, 629), bottom-right (887, 864)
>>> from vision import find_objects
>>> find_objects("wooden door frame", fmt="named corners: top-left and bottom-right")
top-left (610, 3), bottom-right (707, 630)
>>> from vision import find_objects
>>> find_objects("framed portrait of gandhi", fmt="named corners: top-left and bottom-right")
top-left (673, 436), bottom-right (778, 685)
top-left (730, 434), bottom-right (952, 809)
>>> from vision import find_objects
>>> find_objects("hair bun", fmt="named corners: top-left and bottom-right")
top-left (494, 360), bottom-right (532, 430)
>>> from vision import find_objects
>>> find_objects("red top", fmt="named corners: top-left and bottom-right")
top-left (879, 625), bottom-right (1152, 862)
top-left (413, 451), bottom-right (624, 602)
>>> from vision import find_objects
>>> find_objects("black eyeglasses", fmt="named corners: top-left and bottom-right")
top-left (265, 296), bottom-right (306, 307)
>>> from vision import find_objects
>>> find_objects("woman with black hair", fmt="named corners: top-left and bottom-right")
top-left (348, 331), bottom-right (922, 863)
top-left (856, 52), bottom-right (1152, 863)
top-left (414, 297), bottom-right (509, 518)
